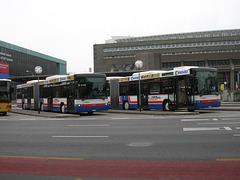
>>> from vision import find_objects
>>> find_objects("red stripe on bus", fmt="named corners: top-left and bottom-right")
top-left (201, 99), bottom-right (218, 104)
top-left (148, 101), bottom-right (163, 104)
top-left (83, 104), bottom-right (104, 107)
top-left (53, 104), bottom-right (67, 107)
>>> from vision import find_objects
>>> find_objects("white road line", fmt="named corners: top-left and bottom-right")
top-left (20, 119), bottom-right (36, 121)
top-left (198, 122), bottom-right (240, 125)
top-left (183, 127), bottom-right (221, 132)
top-left (236, 127), bottom-right (240, 130)
top-left (233, 134), bottom-right (240, 137)
top-left (213, 118), bottom-right (218, 121)
top-left (224, 127), bottom-right (232, 131)
top-left (68, 125), bottom-right (109, 127)
top-left (0, 119), bottom-right (8, 121)
top-left (221, 118), bottom-right (240, 121)
top-left (52, 136), bottom-right (109, 138)
top-left (181, 119), bottom-right (209, 122)
top-left (112, 118), bottom-right (130, 120)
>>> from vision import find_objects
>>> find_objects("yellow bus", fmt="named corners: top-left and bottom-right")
top-left (0, 79), bottom-right (12, 115)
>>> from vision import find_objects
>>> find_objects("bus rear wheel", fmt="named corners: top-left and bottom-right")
top-left (40, 103), bottom-right (44, 111)
top-left (60, 103), bottom-right (65, 113)
top-left (163, 100), bottom-right (171, 111)
top-left (123, 101), bottom-right (130, 110)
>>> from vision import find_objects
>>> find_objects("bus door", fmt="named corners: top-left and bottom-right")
top-left (141, 82), bottom-right (149, 109)
top-left (67, 96), bottom-right (75, 113)
top-left (48, 97), bottom-right (53, 111)
top-left (176, 76), bottom-right (194, 110)
top-left (27, 97), bottom-right (31, 109)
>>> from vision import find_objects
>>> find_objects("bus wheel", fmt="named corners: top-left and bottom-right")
top-left (60, 103), bottom-right (65, 113)
top-left (163, 100), bottom-right (171, 111)
top-left (40, 103), bottom-right (44, 111)
top-left (2, 112), bottom-right (7, 116)
top-left (123, 101), bottom-right (130, 110)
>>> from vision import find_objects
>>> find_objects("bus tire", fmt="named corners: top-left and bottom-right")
top-left (163, 100), bottom-right (171, 111)
top-left (60, 103), bottom-right (65, 113)
top-left (123, 101), bottom-right (130, 110)
top-left (2, 112), bottom-right (7, 116)
top-left (40, 103), bottom-right (44, 111)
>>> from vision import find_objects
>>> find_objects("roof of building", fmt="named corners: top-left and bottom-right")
top-left (110, 29), bottom-right (240, 43)
top-left (0, 40), bottom-right (66, 65)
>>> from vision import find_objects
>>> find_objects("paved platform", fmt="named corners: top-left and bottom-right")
top-left (10, 102), bottom-right (240, 118)
top-left (11, 108), bottom-right (199, 118)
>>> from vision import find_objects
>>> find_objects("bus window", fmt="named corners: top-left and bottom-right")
top-left (149, 81), bottom-right (160, 95)
top-left (120, 83), bottom-right (129, 96)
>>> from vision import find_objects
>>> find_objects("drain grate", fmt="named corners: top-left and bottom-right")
top-left (127, 142), bottom-right (153, 147)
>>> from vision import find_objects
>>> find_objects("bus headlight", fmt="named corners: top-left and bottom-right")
top-left (77, 104), bottom-right (83, 107)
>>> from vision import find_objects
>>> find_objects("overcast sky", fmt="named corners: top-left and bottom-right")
top-left (1, 0), bottom-right (240, 73)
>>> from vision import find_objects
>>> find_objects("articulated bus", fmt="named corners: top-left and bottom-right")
top-left (0, 79), bottom-right (12, 115)
top-left (109, 66), bottom-right (221, 111)
top-left (17, 73), bottom-right (108, 114)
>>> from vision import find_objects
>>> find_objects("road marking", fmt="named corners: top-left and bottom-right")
top-left (213, 118), bottom-right (218, 121)
top-left (224, 127), bottom-right (232, 131)
top-left (233, 134), bottom-right (240, 137)
top-left (112, 118), bottom-right (130, 120)
top-left (198, 122), bottom-right (240, 125)
top-left (236, 127), bottom-right (240, 129)
top-left (52, 136), bottom-right (109, 138)
top-left (183, 127), bottom-right (222, 132)
top-left (20, 119), bottom-right (36, 121)
top-left (221, 118), bottom-right (240, 121)
top-left (68, 124), bottom-right (109, 127)
top-left (0, 119), bottom-right (8, 121)
top-left (0, 155), bottom-right (84, 160)
top-left (181, 119), bottom-right (209, 122)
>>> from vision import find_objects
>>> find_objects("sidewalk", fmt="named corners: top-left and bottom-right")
top-left (10, 101), bottom-right (240, 118)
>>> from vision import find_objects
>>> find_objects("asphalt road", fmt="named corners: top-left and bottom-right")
top-left (0, 110), bottom-right (240, 179)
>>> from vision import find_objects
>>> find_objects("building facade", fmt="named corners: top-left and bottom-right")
top-left (0, 40), bottom-right (66, 79)
top-left (94, 29), bottom-right (240, 91)
top-left (0, 40), bottom-right (67, 99)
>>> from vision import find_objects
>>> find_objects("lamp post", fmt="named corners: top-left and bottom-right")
top-left (26, 70), bottom-right (34, 76)
top-left (135, 60), bottom-right (143, 112)
top-left (34, 66), bottom-right (42, 114)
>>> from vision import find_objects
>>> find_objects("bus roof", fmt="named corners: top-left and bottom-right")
top-left (17, 73), bottom-right (107, 89)
top-left (119, 66), bottom-right (196, 82)
top-left (173, 66), bottom-right (198, 70)
top-left (0, 79), bottom-right (11, 82)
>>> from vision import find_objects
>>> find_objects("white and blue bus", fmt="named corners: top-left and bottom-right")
top-left (109, 66), bottom-right (221, 111)
top-left (17, 73), bottom-right (108, 114)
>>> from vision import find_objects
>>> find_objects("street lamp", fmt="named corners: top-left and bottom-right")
top-left (35, 66), bottom-right (42, 114)
top-left (26, 70), bottom-right (34, 76)
top-left (135, 60), bottom-right (143, 112)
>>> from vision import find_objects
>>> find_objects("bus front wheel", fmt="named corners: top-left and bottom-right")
top-left (40, 103), bottom-right (44, 111)
top-left (163, 100), bottom-right (171, 111)
top-left (123, 101), bottom-right (130, 110)
top-left (60, 103), bottom-right (65, 113)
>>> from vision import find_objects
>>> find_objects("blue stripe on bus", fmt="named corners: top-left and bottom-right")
top-left (194, 101), bottom-right (221, 109)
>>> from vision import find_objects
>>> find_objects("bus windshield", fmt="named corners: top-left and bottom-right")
top-left (0, 81), bottom-right (10, 99)
top-left (77, 77), bottom-right (107, 99)
top-left (195, 71), bottom-right (219, 95)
